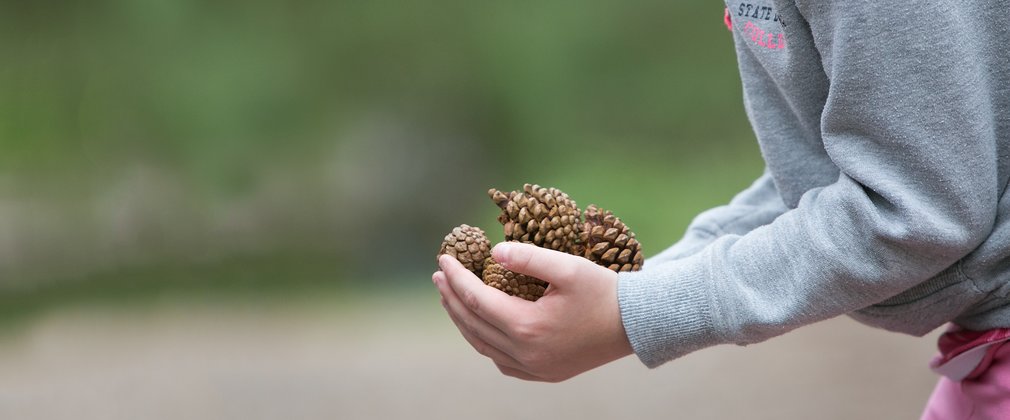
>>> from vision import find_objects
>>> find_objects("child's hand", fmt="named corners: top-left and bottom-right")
top-left (433, 242), bottom-right (633, 382)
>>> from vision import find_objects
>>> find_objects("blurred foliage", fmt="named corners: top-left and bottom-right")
top-left (0, 0), bottom-right (762, 305)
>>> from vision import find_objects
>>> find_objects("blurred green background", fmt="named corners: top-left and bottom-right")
top-left (0, 2), bottom-right (939, 419)
top-left (0, 0), bottom-right (761, 316)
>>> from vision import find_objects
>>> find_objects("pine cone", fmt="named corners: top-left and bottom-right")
top-left (488, 184), bottom-right (581, 254)
top-left (482, 256), bottom-right (548, 301)
top-left (580, 205), bottom-right (644, 272)
top-left (437, 224), bottom-right (492, 274)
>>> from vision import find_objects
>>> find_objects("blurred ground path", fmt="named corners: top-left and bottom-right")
top-left (0, 293), bottom-right (940, 419)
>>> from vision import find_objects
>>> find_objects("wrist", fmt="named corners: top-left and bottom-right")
top-left (605, 270), bottom-right (635, 360)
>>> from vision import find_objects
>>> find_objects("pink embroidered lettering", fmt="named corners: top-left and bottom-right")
top-left (741, 20), bottom-right (786, 50)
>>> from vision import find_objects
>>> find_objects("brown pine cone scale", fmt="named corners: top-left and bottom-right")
top-left (488, 184), bottom-right (581, 254)
top-left (581, 205), bottom-right (644, 272)
top-left (437, 224), bottom-right (492, 274)
top-left (482, 256), bottom-right (548, 301)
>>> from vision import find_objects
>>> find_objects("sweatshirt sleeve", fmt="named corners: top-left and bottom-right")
top-left (646, 171), bottom-right (788, 266)
top-left (618, 2), bottom-right (1000, 368)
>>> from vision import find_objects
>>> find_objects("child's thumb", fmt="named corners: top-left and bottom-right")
top-left (491, 242), bottom-right (595, 287)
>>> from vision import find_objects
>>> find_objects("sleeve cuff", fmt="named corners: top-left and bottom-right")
top-left (617, 254), bottom-right (725, 368)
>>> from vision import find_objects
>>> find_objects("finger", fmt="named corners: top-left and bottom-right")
top-left (434, 271), bottom-right (517, 357)
top-left (491, 242), bottom-right (597, 287)
top-left (439, 254), bottom-right (525, 332)
top-left (496, 363), bottom-right (546, 382)
top-left (441, 300), bottom-right (527, 370)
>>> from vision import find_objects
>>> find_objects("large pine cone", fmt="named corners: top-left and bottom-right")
top-left (488, 184), bottom-right (581, 254)
top-left (580, 205), bottom-right (644, 272)
top-left (437, 224), bottom-right (492, 274)
top-left (482, 256), bottom-right (548, 302)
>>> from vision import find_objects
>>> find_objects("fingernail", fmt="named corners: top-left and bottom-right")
top-left (492, 242), bottom-right (513, 264)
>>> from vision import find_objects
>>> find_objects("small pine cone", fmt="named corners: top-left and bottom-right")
top-left (437, 224), bottom-right (492, 274)
top-left (580, 205), bottom-right (644, 272)
top-left (488, 184), bottom-right (581, 254)
top-left (482, 256), bottom-right (548, 301)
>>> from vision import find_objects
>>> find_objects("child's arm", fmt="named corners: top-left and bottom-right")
top-left (648, 170), bottom-right (787, 266)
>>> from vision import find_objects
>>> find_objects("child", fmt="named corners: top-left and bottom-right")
top-left (433, 1), bottom-right (1009, 416)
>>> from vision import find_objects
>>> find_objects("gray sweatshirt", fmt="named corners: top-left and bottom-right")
top-left (618, 0), bottom-right (1010, 368)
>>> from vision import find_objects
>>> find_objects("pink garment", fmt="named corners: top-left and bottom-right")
top-left (921, 326), bottom-right (1010, 419)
